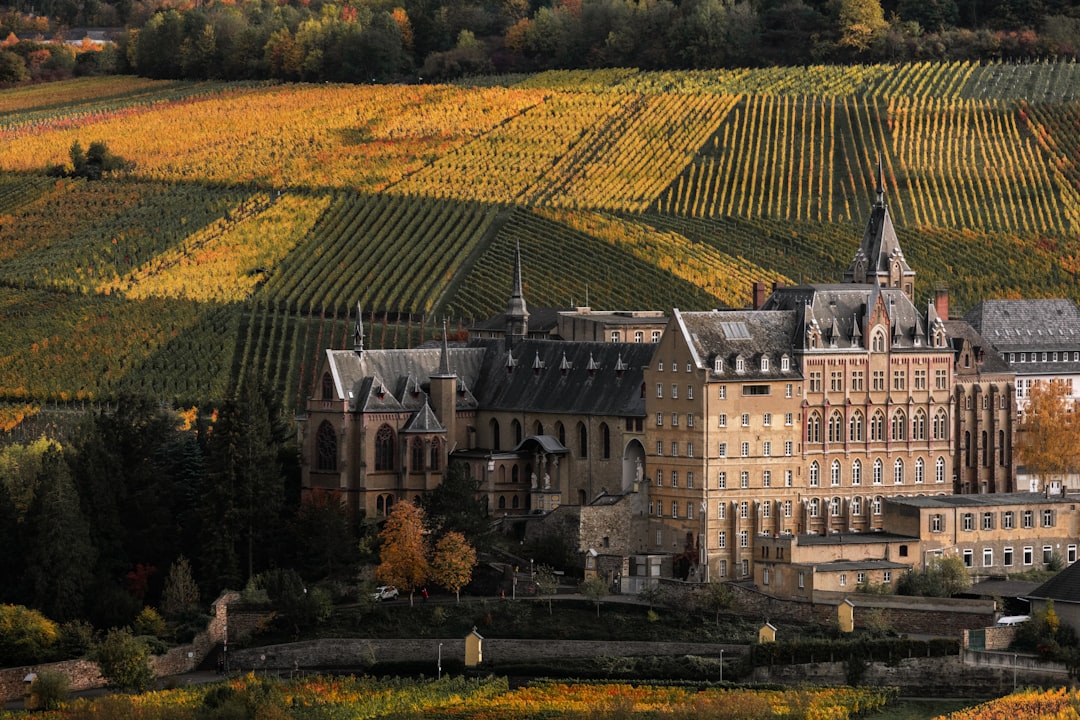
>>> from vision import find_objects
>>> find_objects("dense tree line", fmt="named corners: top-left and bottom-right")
top-left (1, 0), bottom-right (1079, 85)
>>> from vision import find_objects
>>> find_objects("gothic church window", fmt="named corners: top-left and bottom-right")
top-left (316, 421), bottom-right (337, 472)
top-left (375, 424), bottom-right (396, 471)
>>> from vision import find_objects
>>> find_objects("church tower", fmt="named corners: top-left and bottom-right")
top-left (505, 242), bottom-right (529, 351)
top-left (843, 156), bottom-right (915, 301)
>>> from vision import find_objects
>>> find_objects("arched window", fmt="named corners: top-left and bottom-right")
top-left (498, 496), bottom-right (506, 510)
top-left (849, 411), bottom-right (864, 442)
top-left (512, 419), bottom-right (522, 446)
top-left (852, 496), bottom-right (863, 516)
top-left (512, 465), bottom-right (519, 483)
top-left (377, 493), bottom-right (394, 516)
top-left (809, 498), bottom-right (820, 517)
top-left (535, 420), bottom-right (544, 436)
top-left (981, 431), bottom-right (989, 467)
top-left (375, 425), bottom-right (395, 471)
top-left (600, 423), bottom-right (611, 459)
top-left (873, 458), bottom-right (883, 484)
top-left (809, 461), bottom-right (820, 486)
top-left (998, 430), bottom-right (1006, 466)
top-left (830, 496), bottom-right (841, 516)
top-left (891, 410), bottom-right (906, 441)
top-left (912, 410), bottom-right (926, 441)
top-left (807, 412), bottom-right (821, 443)
top-left (894, 457), bottom-right (904, 484)
top-left (872, 328), bottom-right (886, 353)
top-left (512, 495), bottom-right (520, 509)
top-left (870, 411), bottom-right (885, 441)
top-left (851, 459), bottom-right (862, 486)
top-left (411, 437), bottom-right (425, 472)
top-left (915, 457), bottom-right (925, 483)
top-left (316, 421), bottom-right (337, 472)
top-left (873, 495), bottom-right (883, 515)
top-left (430, 438), bottom-right (441, 471)
top-left (490, 419), bottom-right (501, 451)
top-left (556, 422), bottom-right (566, 447)
top-left (828, 411), bottom-right (844, 443)
top-left (831, 459), bottom-right (841, 486)
top-left (935, 456), bottom-right (946, 483)
top-left (932, 409), bottom-right (948, 440)
top-left (321, 372), bottom-right (334, 400)
top-left (578, 422), bottom-right (588, 458)
top-left (964, 431), bottom-right (971, 467)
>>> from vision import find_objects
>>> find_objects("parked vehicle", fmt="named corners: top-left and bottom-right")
top-left (996, 615), bottom-right (1030, 626)
top-left (373, 585), bottom-right (399, 601)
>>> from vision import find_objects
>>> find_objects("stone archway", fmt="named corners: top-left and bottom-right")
top-left (622, 439), bottom-right (645, 492)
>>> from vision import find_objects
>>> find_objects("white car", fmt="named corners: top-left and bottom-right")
top-left (373, 585), bottom-right (399, 601)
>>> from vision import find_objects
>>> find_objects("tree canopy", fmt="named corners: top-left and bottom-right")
top-left (376, 501), bottom-right (429, 605)
top-left (1017, 380), bottom-right (1080, 489)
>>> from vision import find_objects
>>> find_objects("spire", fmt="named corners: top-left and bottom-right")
top-left (353, 301), bottom-right (365, 353)
top-left (505, 242), bottom-right (530, 351)
top-left (843, 151), bottom-right (915, 301)
top-left (436, 318), bottom-right (452, 376)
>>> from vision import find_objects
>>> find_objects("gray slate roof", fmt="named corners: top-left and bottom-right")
top-left (472, 339), bottom-right (655, 416)
top-left (1028, 560), bottom-right (1080, 603)
top-left (942, 319), bottom-right (1013, 375)
top-left (676, 309), bottom-right (801, 379)
top-left (964, 300), bottom-right (1080, 364)
top-left (326, 346), bottom-right (486, 412)
top-left (887, 492), bottom-right (1074, 509)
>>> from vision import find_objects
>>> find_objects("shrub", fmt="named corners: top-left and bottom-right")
top-left (0, 604), bottom-right (60, 666)
top-left (30, 669), bottom-right (69, 710)
top-left (133, 607), bottom-right (167, 638)
top-left (91, 627), bottom-right (156, 693)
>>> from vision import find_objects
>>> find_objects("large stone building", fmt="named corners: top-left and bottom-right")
top-left (298, 166), bottom-right (1074, 587)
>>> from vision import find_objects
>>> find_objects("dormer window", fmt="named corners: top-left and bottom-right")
top-left (713, 357), bottom-right (723, 373)
top-left (735, 356), bottom-right (745, 373)
top-left (760, 356), bottom-right (769, 372)
top-left (781, 355), bottom-right (790, 372)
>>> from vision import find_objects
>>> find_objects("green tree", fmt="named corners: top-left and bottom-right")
top-left (29, 670), bottom-right (69, 710)
top-left (24, 447), bottom-right (96, 623)
top-left (91, 628), bottom-right (155, 693)
top-left (132, 607), bottom-right (166, 638)
top-left (896, 555), bottom-right (971, 597)
top-left (0, 477), bottom-right (23, 604)
top-left (161, 555), bottom-right (201, 618)
top-left (0, 604), bottom-right (59, 666)
top-left (376, 501), bottom-right (429, 606)
top-left (423, 461), bottom-right (487, 542)
top-left (431, 531), bottom-right (476, 602)
top-left (831, 0), bottom-right (886, 52)
top-left (0, 50), bottom-right (28, 83)
top-left (534, 564), bottom-right (559, 615)
top-left (579, 575), bottom-right (608, 617)
top-left (201, 373), bottom-right (288, 594)
top-left (694, 581), bottom-right (734, 626)
top-left (290, 491), bottom-right (357, 580)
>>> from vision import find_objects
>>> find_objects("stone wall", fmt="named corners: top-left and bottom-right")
top-left (229, 639), bottom-right (742, 672)
top-left (752, 654), bottom-right (1065, 698)
top-left (726, 582), bottom-right (995, 635)
top-left (0, 659), bottom-right (103, 704)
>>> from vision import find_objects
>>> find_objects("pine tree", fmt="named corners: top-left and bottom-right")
top-left (25, 447), bottom-right (96, 622)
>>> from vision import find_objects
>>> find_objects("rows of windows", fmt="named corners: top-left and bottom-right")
top-left (717, 440), bottom-right (794, 458)
top-left (1010, 351), bottom-right (1080, 364)
top-left (807, 366), bottom-right (949, 393)
top-left (933, 508), bottom-right (1058, 533)
top-left (807, 409), bottom-right (948, 444)
top-left (809, 457), bottom-right (946, 486)
top-left (615, 330), bottom-right (662, 343)
top-left (489, 418), bottom-right (612, 458)
top-left (959, 544), bottom-right (1078, 568)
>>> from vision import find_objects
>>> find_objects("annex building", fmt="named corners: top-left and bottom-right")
top-left (298, 168), bottom-right (1078, 588)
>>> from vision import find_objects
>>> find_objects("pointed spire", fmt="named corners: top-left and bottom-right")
top-left (875, 151), bottom-right (886, 208)
top-left (353, 301), bottom-right (365, 353)
top-left (436, 318), bottom-right (452, 376)
top-left (505, 241), bottom-right (530, 351)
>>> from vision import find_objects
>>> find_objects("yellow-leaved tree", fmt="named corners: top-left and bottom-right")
top-left (376, 501), bottom-right (429, 606)
top-left (1017, 380), bottom-right (1080, 491)
top-left (431, 531), bottom-right (477, 603)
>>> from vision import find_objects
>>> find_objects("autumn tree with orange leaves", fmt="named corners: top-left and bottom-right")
top-left (376, 501), bottom-right (429, 606)
top-left (431, 531), bottom-right (476, 603)
top-left (1017, 380), bottom-right (1080, 491)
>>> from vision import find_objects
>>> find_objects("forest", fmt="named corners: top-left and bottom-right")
top-left (0, 0), bottom-right (1079, 84)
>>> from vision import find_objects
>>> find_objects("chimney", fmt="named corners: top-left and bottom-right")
top-left (934, 287), bottom-right (949, 320)
top-left (752, 281), bottom-right (767, 310)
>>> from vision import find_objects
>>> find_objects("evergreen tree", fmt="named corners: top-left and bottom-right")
top-left (0, 479), bottom-right (25, 604)
top-left (423, 460), bottom-right (488, 543)
top-left (25, 447), bottom-right (96, 623)
top-left (200, 373), bottom-right (286, 595)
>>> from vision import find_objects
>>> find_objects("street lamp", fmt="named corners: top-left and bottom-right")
top-left (438, 643), bottom-right (443, 680)
top-left (720, 648), bottom-right (724, 683)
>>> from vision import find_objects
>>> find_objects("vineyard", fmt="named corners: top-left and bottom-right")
top-left (0, 674), bottom-right (902, 720)
top-left (0, 61), bottom-right (1077, 419)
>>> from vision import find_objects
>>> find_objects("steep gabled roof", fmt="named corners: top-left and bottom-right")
top-left (843, 158), bottom-right (913, 287)
top-left (964, 299), bottom-right (1080, 353)
top-left (676, 309), bottom-right (801, 379)
top-left (1028, 560), bottom-right (1080, 604)
top-left (324, 347), bottom-right (486, 412)
top-left (471, 339), bottom-right (655, 416)
top-left (402, 402), bottom-right (444, 433)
